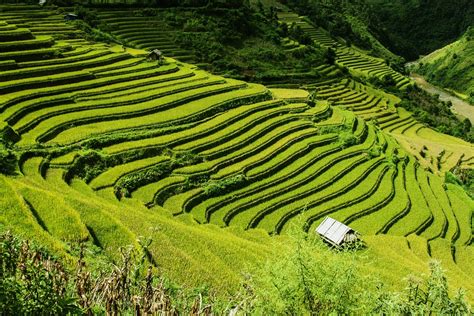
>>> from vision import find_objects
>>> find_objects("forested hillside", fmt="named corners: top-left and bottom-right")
top-left (415, 27), bottom-right (474, 104)
top-left (282, 0), bottom-right (474, 61)
top-left (364, 0), bottom-right (474, 60)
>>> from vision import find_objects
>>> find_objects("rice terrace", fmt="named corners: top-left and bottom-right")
top-left (1, 0), bottom-right (473, 314)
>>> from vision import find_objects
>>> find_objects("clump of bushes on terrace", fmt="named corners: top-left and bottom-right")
top-left (169, 3), bottom-right (325, 80)
top-left (0, 142), bottom-right (17, 175)
top-left (203, 174), bottom-right (246, 197)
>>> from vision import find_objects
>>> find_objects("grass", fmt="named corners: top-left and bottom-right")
top-left (102, 101), bottom-right (280, 152)
top-left (163, 188), bottom-right (203, 215)
top-left (350, 162), bottom-right (409, 234)
top-left (220, 155), bottom-right (376, 230)
top-left (276, 160), bottom-right (388, 234)
top-left (18, 185), bottom-right (90, 243)
top-left (446, 184), bottom-right (474, 246)
top-left (0, 35), bottom-right (53, 52)
top-left (173, 102), bottom-right (304, 153)
top-left (174, 120), bottom-right (314, 175)
top-left (417, 171), bottom-right (447, 240)
top-left (43, 83), bottom-right (268, 145)
top-left (14, 74), bottom-right (221, 133)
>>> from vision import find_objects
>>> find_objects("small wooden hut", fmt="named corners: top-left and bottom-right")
top-left (315, 217), bottom-right (359, 247)
top-left (64, 13), bottom-right (79, 21)
top-left (147, 49), bottom-right (163, 61)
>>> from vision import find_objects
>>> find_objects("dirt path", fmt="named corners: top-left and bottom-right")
top-left (410, 73), bottom-right (474, 124)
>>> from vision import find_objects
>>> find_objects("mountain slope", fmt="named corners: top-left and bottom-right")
top-left (415, 27), bottom-right (474, 104)
top-left (0, 3), bottom-right (473, 307)
top-left (364, 0), bottom-right (474, 60)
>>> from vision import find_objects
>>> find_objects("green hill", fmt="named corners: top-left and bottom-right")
top-left (415, 27), bottom-right (474, 104)
top-left (363, 0), bottom-right (474, 60)
top-left (0, 2), bottom-right (473, 313)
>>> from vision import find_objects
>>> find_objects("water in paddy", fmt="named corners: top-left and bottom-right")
top-left (410, 73), bottom-right (474, 124)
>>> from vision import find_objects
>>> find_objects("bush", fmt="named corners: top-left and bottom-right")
top-left (338, 131), bottom-right (358, 148)
top-left (0, 145), bottom-right (17, 175)
top-left (1, 231), bottom-right (80, 314)
top-left (0, 231), bottom-right (219, 315)
top-left (243, 222), bottom-right (471, 315)
top-left (203, 174), bottom-right (246, 196)
top-left (245, 224), bottom-right (370, 314)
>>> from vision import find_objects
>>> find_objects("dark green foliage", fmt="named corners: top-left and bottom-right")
top-left (203, 174), bottom-right (246, 196)
top-left (363, 0), bottom-right (474, 60)
top-left (246, 224), bottom-right (471, 314)
top-left (397, 87), bottom-right (474, 142)
top-left (369, 74), bottom-right (396, 89)
top-left (338, 131), bottom-right (358, 148)
top-left (247, 230), bottom-right (368, 314)
top-left (415, 27), bottom-right (474, 102)
top-left (367, 144), bottom-right (382, 158)
top-left (0, 143), bottom-right (17, 175)
top-left (114, 161), bottom-right (174, 198)
top-left (1, 225), bottom-right (471, 315)
top-left (113, 151), bottom-right (201, 198)
top-left (1, 231), bottom-right (80, 315)
top-left (375, 261), bottom-right (470, 314)
top-left (73, 20), bottom-right (120, 44)
top-left (168, 5), bottom-right (325, 81)
top-left (0, 231), bottom-right (221, 315)
top-left (67, 150), bottom-right (109, 183)
top-left (324, 47), bottom-right (336, 65)
top-left (448, 167), bottom-right (474, 198)
top-left (281, 0), bottom-right (402, 62)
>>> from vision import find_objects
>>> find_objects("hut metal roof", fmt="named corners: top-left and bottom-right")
top-left (316, 217), bottom-right (353, 246)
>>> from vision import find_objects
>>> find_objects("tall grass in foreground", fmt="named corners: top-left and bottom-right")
top-left (0, 228), bottom-right (471, 315)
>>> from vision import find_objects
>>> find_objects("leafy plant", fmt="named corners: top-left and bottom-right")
top-left (0, 146), bottom-right (17, 175)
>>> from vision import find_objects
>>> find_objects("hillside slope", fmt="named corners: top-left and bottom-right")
top-left (415, 27), bottom-right (474, 104)
top-left (0, 3), bottom-right (473, 306)
top-left (364, 0), bottom-right (474, 60)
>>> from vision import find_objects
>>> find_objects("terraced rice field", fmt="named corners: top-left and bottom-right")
top-left (1, 4), bottom-right (473, 297)
top-left (277, 12), bottom-right (412, 89)
top-left (309, 78), bottom-right (474, 173)
top-left (94, 9), bottom-right (204, 66)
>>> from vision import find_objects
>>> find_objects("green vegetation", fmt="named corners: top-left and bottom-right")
top-left (0, 2), bottom-right (473, 312)
top-left (281, 0), bottom-right (404, 64)
top-left (415, 27), bottom-right (474, 104)
top-left (363, 0), bottom-right (474, 60)
top-left (397, 86), bottom-right (474, 142)
top-left (2, 229), bottom-right (471, 314)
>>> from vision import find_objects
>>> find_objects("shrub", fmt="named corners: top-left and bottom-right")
top-left (1, 231), bottom-right (80, 314)
top-left (203, 174), bottom-right (246, 196)
top-left (66, 150), bottom-right (109, 183)
top-left (338, 131), bottom-right (358, 148)
top-left (374, 261), bottom-right (471, 314)
top-left (244, 224), bottom-right (471, 315)
top-left (367, 144), bottom-right (382, 158)
top-left (0, 145), bottom-right (17, 175)
top-left (0, 231), bottom-right (219, 315)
